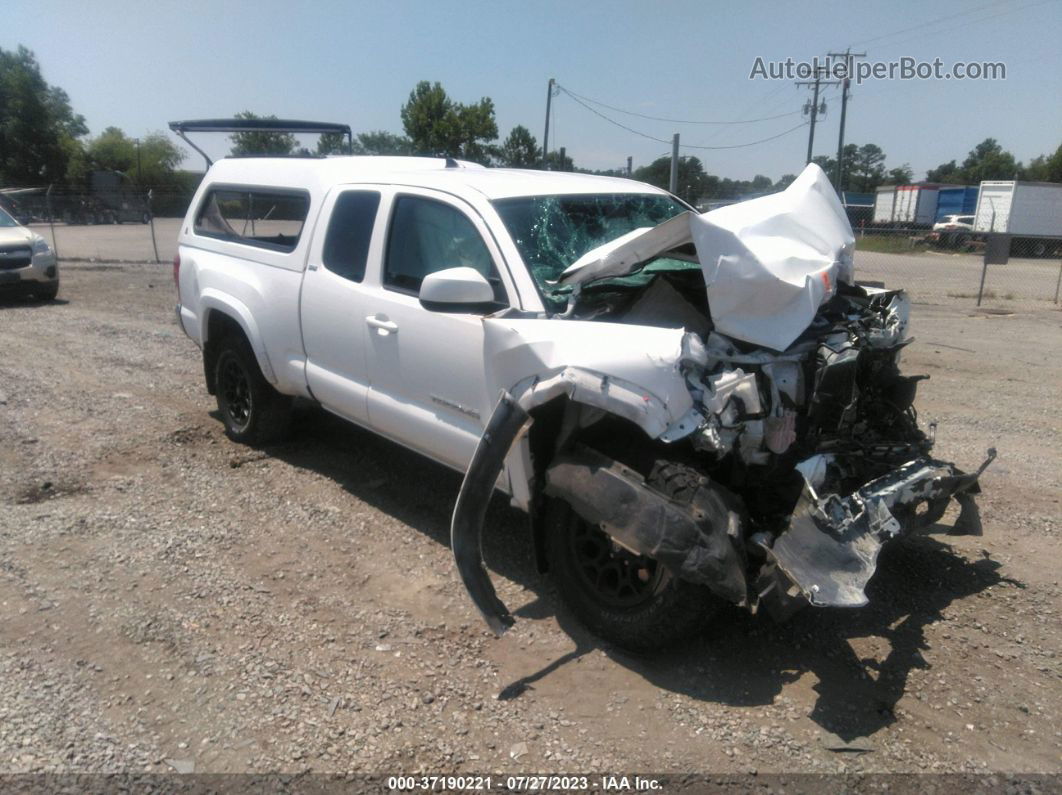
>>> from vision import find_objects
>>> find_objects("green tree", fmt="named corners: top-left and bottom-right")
top-left (400, 81), bottom-right (498, 162)
top-left (1024, 143), bottom-right (1062, 182)
top-left (633, 156), bottom-right (709, 204)
top-left (748, 174), bottom-right (773, 193)
top-left (774, 173), bottom-right (797, 191)
top-left (0, 45), bottom-right (87, 185)
top-left (498, 125), bottom-right (540, 168)
top-left (848, 143), bottom-right (887, 192)
top-left (353, 130), bottom-right (414, 155)
top-left (544, 150), bottom-right (574, 171)
top-left (810, 144), bottom-right (863, 189)
top-left (83, 128), bottom-right (183, 187)
top-left (229, 111), bottom-right (297, 156)
top-left (926, 159), bottom-right (960, 183)
top-left (884, 164), bottom-right (913, 185)
top-left (316, 132), bottom-right (348, 156)
top-left (957, 138), bottom-right (1020, 183)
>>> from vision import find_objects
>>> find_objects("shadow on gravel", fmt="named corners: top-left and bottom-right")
top-left (0, 295), bottom-right (69, 308)
top-left (263, 405), bottom-right (1004, 743)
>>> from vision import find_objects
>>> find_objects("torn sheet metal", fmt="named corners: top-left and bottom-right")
top-left (543, 446), bottom-right (747, 604)
top-left (770, 454), bottom-right (992, 607)
top-left (483, 317), bottom-right (694, 438)
top-left (555, 163), bottom-right (855, 351)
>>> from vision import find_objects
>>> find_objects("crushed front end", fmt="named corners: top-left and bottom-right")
top-left (451, 163), bottom-right (994, 638)
top-left (662, 282), bottom-right (994, 617)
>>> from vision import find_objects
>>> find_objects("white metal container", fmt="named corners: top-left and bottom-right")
top-left (973, 181), bottom-right (1062, 236)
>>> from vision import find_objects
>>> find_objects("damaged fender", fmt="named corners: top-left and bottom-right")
top-left (450, 390), bottom-right (529, 636)
top-left (451, 363), bottom-right (696, 635)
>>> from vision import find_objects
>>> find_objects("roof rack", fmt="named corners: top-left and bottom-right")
top-left (168, 118), bottom-right (353, 168)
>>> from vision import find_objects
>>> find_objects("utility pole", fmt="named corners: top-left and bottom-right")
top-left (796, 66), bottom-right (839, 165)
top-left (134, 138), bottom-right (142, 185)
top-left (669, 133), bottom-right (680, 194)
top-left (542, 78), bottom-right (555, 170)
top-left (827, 49), bottom-right (866, 191)
top-left (626, 156), bottom-right (632, 177)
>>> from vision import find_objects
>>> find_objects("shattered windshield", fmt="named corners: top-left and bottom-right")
top-left (493, 193), bottom-right (687, 295)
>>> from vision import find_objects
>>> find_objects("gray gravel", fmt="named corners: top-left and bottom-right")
top-left (0, 262), bottom-right (1059, 775)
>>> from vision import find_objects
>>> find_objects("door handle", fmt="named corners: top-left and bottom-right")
top-left (366, 315), bottom-right (399, 334)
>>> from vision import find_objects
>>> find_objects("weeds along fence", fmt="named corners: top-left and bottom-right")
top-left (854, 227), bottom-right (1062, 310)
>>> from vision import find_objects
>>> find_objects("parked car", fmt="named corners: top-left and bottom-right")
top-left (0, 206), bottom-right (59, 301)
top-left (929, 214), bottom-right (975, 248)
top-left (174, 156), bottom-right (992, 650)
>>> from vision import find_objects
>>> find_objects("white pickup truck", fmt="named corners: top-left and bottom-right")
top-left (175, 155), bottom-right (992, 650)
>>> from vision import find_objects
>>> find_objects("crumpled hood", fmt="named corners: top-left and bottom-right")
top-left (558, 164), bottom-right (856, 351)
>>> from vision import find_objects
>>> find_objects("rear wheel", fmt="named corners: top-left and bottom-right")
top-left (214, 335), bottom-right (292, 445)
top-left (545, 458), bottom-right (724, 651)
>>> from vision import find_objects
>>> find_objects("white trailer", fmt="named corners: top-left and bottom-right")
top-left (974, 181), bottom-right (1062, 235)
top-left (873, 186), bottom-right (896, 224)
top-left (893, 184), bottom-right (941, 226)
top-left (974, 181), bottom-right (1062, 256)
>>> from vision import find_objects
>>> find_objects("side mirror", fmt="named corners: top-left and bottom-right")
top-left (419, 266), bottom-right (495, 310)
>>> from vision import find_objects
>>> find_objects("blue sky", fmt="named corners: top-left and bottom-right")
top-left (5, 0), bottom-right (1060, 181)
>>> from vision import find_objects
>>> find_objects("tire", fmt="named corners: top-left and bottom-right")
top-left (545, 458), bottom-right (725, 651)
top-left (213, 335), bottom-right (292, 445)
top-left (34, 282), bottom-right (59, 301)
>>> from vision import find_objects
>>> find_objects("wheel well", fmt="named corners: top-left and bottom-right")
top-left (203, 311), bottom-right (248, 395)
top-left (525, 395), bottom-right (670, 574)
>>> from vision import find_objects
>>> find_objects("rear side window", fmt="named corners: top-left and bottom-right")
top-left (195, 188), bottom-right (309, 252)
top-left (322, 191), bottom-right (381, 282)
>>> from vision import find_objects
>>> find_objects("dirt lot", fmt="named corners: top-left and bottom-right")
top-left (1, 262), bottom-right (1060, 779)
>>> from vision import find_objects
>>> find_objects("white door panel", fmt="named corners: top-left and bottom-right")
top-left (299, 189), bottom-right (384, 424)
top-left (365, 292), bottom-right (490, 470)
top-left (364, 190), bottom-right (508, 469)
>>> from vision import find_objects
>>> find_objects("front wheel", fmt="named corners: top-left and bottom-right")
top-left (214, 336), bottom-right (292, 445)
top-left (34, 282), bottom-right (59, 301)
top-left (544, 459), bottom-right (725, 651)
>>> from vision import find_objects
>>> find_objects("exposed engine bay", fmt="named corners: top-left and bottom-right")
top-left (451, 164), bottom-right (994, 637)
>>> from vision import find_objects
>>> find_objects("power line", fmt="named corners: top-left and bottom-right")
top-left (682, 122), bottom-right (810, 151)
top-left (850, 0), bottom-right (1016, 47)
top-left (559, 84), bottom-right (803, 125)
top-left (868, 0), bottom-right (1054, 53)
top-left (559, 87), bottom-right (808, 151)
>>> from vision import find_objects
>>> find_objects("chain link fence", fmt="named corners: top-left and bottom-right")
top-left (2, 185), bottom-right (192, 264)
top-left (6, 185), bottom-right (1060, 311)
top-left (854, 226), bottom-right (1062, 310)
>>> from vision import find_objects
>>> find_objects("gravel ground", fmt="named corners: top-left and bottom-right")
top-left (0, 262), bottom-right (1059, 778)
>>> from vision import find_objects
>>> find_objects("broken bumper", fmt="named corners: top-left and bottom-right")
top-left (764, 449), bottom-right (995, 609)
top-left (452, 394), bottom-right (995, 635)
